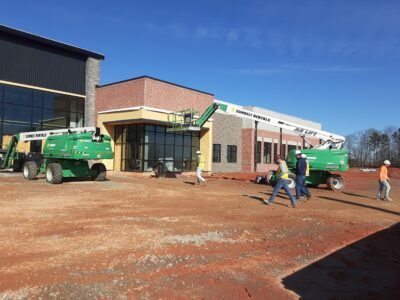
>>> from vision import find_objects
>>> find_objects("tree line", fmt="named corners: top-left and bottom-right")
top-left (345, 127), bottom-right (400, 167)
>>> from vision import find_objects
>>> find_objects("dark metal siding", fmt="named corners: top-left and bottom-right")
top-left (0, 32), bottom-right (86, 95)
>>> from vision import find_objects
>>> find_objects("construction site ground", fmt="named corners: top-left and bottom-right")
top-left (0, 168), bottom-right (399, 299)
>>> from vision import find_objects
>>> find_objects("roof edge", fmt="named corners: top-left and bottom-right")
top-left (0, 24), bottom-right (104, 60)
top-left (97, 75), bottom-right (214, 96)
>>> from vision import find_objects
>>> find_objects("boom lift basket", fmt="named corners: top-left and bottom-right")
top-left (167, 108), bottom-right (201, 132)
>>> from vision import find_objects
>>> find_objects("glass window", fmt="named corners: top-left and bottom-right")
top-left (156, 132), bottom-right (165, 144)
top-left (156, 126), bottom-right (165, 133)
top-left (263, 142), bottom-right (272, 164)
top-left (166, 133), bottom-right (174, 145)
top-left (144, 144), bottom-right (155, 160)
top-left (256, 141), bottom-right (261, 163)
top-left (155, 144), bottom-right (165, 159)
top-left (288, 144), bottom-right (297, 154)
top-left (175, 145), bottom-right (183, 160)
top-left (3, 104), bottom-right (32, 123)
top-left (145, 131), bottom-right (155, 144)
top-left (118, 124), bottom-right (199, 173)
top-left (274, 143), bottom-right (278, 158)
top-left (165, 145), bottom-right (174, 159)
top-left (4, 86), bottom-right (32, 106)
top-left (183, 146), bottom-right (191, 160)
top-left (212, 144), bottom-right (221, 163)
top-left (184, 133), bottom-right (192, 146)
top-left (281, 144), bottom-right (286, 159)
top-left (227, 145), bottom-right (237, 163)
top-left (33, 91), bottom-right (42, 108)
top-left (175, 133), bottom-right (183, 146)
top-left (115, 126), bottom-right (123, 144)
top-left (145, 125), bottom-right (155, 132)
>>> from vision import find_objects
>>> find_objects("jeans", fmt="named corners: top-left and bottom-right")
top-left (295, 175), bottom-right (310, 199)
top-left (377, 180), bottom-right (390, 199)
top-left (196, 167), bottom-right (205, 184)
top-left (268, 179), bottom-right (296, 206)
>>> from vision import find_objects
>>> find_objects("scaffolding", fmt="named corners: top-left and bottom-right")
top-left (167, 108), bottom-right (201, 132)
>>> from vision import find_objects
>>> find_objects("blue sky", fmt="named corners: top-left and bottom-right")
top-left (1, 0), bottom-right (399, 135)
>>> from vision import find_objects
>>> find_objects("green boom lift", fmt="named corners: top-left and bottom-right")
top-left (167, 100), bottom-right (348, 191)
top-left (0, 127), bottom-right (113, 184)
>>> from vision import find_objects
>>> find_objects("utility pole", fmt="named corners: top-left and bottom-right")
top-left (254, 121), bottom-right (258, 172)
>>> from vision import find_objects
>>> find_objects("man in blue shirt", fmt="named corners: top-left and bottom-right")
top-left (295, 150), bottom-right (311, 201)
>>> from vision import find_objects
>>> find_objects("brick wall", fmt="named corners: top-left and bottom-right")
top-left (242, 128), bottom-right (320, 172)
top-left (144, 78), bottom-right (213, 114)
top-left (96, 78), bottom-right (145, 114)
top-left (95, 77), bottom-right (214, 117)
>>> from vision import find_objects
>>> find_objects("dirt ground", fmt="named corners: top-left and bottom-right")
top-left (0, 168), bottom-right (399, 299)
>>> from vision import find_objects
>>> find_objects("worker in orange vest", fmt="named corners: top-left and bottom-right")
top-left (376, 160), bottom-right (392, 201)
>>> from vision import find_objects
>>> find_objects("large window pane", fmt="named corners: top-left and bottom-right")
top-left (175, 133), bottom-right (183, 145)
top-left (213, 144), bottom-right (221, 163)
top-left (42, 109), bottom-right (68, 128)
top-left (145, 131), bottom-right (155, 143)
top-left (155, 144), bottom-right (165, 160)
top-left (263, 142), bottom-right (271, 164)
top-left (3, 104), bottom-right (32, 123)
top-left (184, 133), bottom-right (192, 146)
top-left (227, 145), bottom-right (237, 163)
top-left (256, 141), bottom-right (262, 163)
top-left (156, 132), bottom-right (165, 144)
top-left (175, 145), bottom-right (183, 160)
top-left (183, 146), bottom-right (191, 160)
top-left (4, 86), bottom-right (32, 106)
top-left (166, 133), bottom-right (174, 145)
top-left (33, 91), bottom-right (42, 108)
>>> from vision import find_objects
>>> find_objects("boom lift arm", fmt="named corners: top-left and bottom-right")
top-left (214, 100), bottom-right (345, 149)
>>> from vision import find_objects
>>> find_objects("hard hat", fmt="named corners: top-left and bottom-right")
top-left (295, 150), bottom-right (302, 155)
top-left (383, 160), bottom-right (391, 165)
top-left (196, 150), bottom-right (201, 154)
top-left (301, 154), bottom-right (307, 158)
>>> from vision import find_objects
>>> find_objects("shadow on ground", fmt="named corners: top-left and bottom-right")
top-left (282, 222), bottom-right (400, 300)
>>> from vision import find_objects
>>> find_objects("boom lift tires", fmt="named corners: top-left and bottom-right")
top-left (91, 163), bottom-right (107, 181)
top-left (287, 173), bottom-right (296, 189)
top-left (327, 174), bottom-right (345, 191)
top-left (46, 163), bottom-right (63, 184)
top-left (22, 161), bottom-right (38, 180)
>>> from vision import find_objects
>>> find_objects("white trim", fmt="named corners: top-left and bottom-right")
top-left (98, 106), bottom-right (174, 114)
top-left (263, 137), bottom-right (273, 143)
top-left (0, 80), bottom-right (86, 98)
top-left (288, 141), bottom-right (297, 146)
top-left (98, 105), bottom-right (214, 122)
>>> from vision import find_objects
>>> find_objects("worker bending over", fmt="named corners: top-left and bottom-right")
top-left (264, 154), bottom-right (297, 208)
top-left (377, 160), bottom-right (392, 201)
top-left (196, 150), bottom-right (206, 186)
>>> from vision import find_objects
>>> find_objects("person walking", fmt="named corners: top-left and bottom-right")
top-left (295, 150), bottom-right (312, 201)
top-left (302, 154), bottom-right (310, 177)
top-left (376, 160), bottom-right (392, 201)
top-left (300, 153), bottom-right (311, 199)
top-left (196, 150), bottom-right (206, 186)
top-left (264, 155), bottom-right (297, 208)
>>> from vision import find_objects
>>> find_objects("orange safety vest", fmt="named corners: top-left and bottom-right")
top-left (379, 165), bottom-right (389, 181)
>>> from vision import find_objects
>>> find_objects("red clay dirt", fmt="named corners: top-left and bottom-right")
top-left (0, 168), bottom-right (399, 299)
